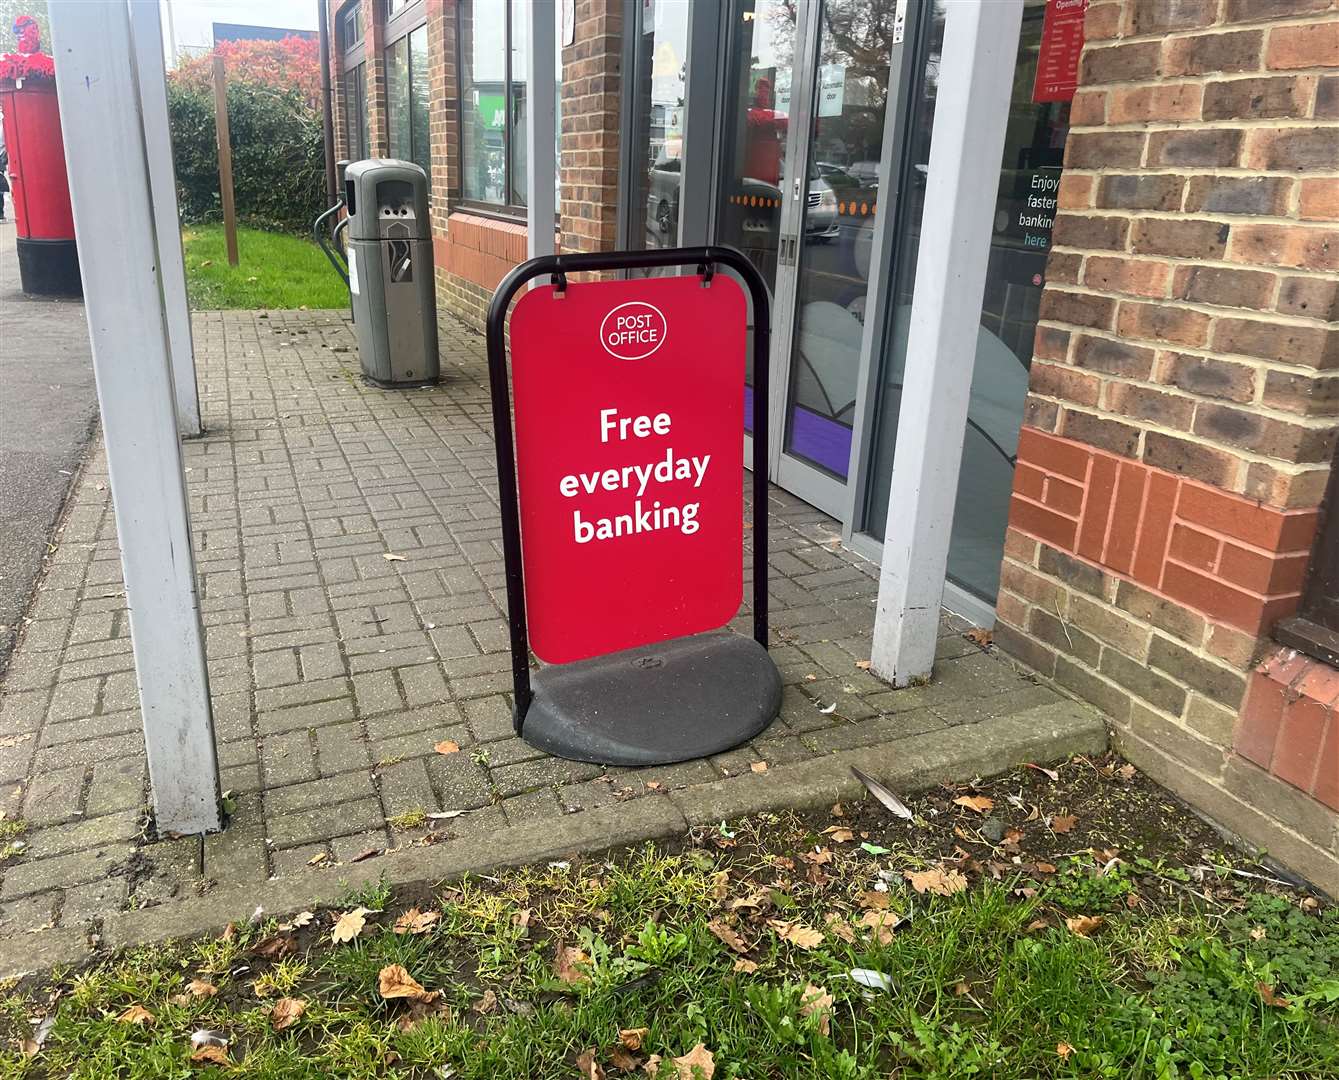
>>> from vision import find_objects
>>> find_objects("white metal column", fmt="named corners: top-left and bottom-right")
top-left (870, 0), bottom-right (1024, 688)
top-left (129, 0), bottom-right (202, 438)
top-left (526, 0), bottom-right (557, 261)
top-left (49, 0), bottom-right (221, 834)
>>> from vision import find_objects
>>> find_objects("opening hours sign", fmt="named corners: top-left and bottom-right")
top-left (509, 275), bottom-right (747, 664)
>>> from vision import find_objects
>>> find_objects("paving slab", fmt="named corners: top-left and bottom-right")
top-left (0, 306), bottom-right (1107, 977)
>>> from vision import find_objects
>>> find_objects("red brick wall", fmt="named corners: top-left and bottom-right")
top-left (559, 0), bottom-right (623, 255)
top-left (998, 0), bottom-right (1339, 893)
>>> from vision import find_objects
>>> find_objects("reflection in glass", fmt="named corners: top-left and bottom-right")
top-left (716, 0), bottom-right (794, 428)
top-left (627, 0), bottom-right (689, 261)
top-left (782, 0), bottom-right (896, 480)
top-left (460, 2), bottom-right (506, 203)
top-left (864, 0), bottom-right (1068, 603)
top-left (409, 26), bottom-right (431, 184)
top-left (386, 36), bottom-right (411, 164)
top-left (345, 62), bottom-right (368, 161)
top-left (509, 0), bottom-right (529, 206)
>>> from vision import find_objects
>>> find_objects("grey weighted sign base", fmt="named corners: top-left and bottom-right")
top-left (523, 631), bottom-right (781, 767)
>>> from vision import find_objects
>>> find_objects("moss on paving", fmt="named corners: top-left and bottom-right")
top-left (182, 225), bottom-right (350, 310)
top-left (1, 756), bottom-right (1336, 1078)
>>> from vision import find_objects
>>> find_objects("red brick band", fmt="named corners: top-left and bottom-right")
top-left (1010, 426), bottom-right (1319, 635)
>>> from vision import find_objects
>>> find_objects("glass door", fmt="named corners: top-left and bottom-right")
top-left (714, 0), bottom-right (813, 454)
top-left (774, 0), bottom-right (898, 512)
top-left (714, 0), bottom-right (899, 517)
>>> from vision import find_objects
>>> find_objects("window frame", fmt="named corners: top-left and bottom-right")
top-left (382, 1), bottom-right (431, 182)
top-left (1274, 453), bottom-right (1339, 668)
top-left (338, 2), bottom-right (369, 161)
top-left (454, 0), bottom-right (527, 220)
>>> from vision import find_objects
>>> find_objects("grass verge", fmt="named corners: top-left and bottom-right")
top-left (1, 756), bottom-right (1335, 1078)
top-left (182, 224), bottom-right (349, 310)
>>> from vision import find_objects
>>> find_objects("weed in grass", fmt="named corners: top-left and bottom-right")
top-left (251, 959), bottom-right (308, 999)
top-left (337, 873), bottom-right (393, 912)
top-left (0, 817), bottom-right (25, 842)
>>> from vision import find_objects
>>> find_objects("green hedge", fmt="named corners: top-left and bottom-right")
top-left (168, 81), bottom-right (327, 234)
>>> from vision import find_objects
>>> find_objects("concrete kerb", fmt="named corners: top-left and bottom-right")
top-left (0, 701), bottom-right (1106, 980)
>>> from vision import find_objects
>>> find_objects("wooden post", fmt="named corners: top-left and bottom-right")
top-left (212, 51), bottom-right (239, 267)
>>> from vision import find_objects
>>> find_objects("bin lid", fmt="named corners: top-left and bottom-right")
top-left (345, 159), bottom-right (430, 241)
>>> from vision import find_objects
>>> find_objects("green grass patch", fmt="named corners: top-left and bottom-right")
top-left (2, 814), bottom-right (1335, 1079)
top-left (182, 224), bottom-right (349, 310)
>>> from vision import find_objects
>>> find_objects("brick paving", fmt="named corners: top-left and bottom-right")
top-left (0, 308), bottom-right (1064, 936)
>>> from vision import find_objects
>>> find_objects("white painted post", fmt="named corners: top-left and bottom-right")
top-left (526, 0), bottom-right (557, 262)
top-left (129, 0), bottom-right (202, 438)
top-left (869, 0), bottom-right (1024, 688)
top-left (49, 0), bottom-right (221, 834)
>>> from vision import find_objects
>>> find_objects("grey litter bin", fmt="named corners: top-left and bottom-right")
top-left (344, 159), bottom-right (440, 388)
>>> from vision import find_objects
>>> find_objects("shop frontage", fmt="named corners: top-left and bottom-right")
top-left (620, 0), bottom-right (1073, 626)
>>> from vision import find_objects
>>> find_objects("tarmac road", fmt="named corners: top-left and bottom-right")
top-left (0, 220), bottom-right (99, 673)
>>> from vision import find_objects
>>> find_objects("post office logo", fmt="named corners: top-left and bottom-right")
top-left (600, 301), bottom-right (668, 361)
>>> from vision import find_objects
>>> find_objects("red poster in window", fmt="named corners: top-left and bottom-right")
top-left (509, 275), bottom-right (746, 664)
top-left (1032, 0), bottom-right (1088, 104)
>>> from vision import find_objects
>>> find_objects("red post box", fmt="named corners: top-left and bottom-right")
top-left (1, 18), bottom-right (81, 297)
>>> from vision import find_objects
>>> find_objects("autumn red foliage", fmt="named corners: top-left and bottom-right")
top-left (170, 36), bottom-right (320, 111)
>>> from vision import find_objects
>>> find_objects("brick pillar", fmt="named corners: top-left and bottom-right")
top-left (996, 0), bottom-right (1338, 891)
top-left (328, 0), bottom-right (349, 161)
top-left (427, 0), bottom-right (459, 239)
top-left (364, 0), bottom-right (388, 157)
top-left (559, 0), bottom-right (623, 254)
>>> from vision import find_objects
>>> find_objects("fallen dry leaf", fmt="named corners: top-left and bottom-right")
top-left (270, 997), bottom-right (306, 1031)
top-left (190, 1044), bottom-right (229, 1065)
top-left (905, 867), bottom-right (968, 896)
top-left (576, 1047), bottom-right (606, 1080)
top-left (1057, 1042), bottom-right (1074, 1059)
top-left (186, 978), bottom-right (217, 999)
top-left (859, 909), bottom-right (903, 944)
top-left (117, 1005), bottom-right (154, 1026)
top-left (1116, 763), bottom-right (1137, 781)
top-left (732, 957), bottom-right (759, 973)
top-left (1256, 981), bottom-right (1290, 1008)
top-left (610, 1045), bottom-right (643, 1071)
top-left (251, 934), bottom-right (295, 959)
top-left (824, 827), bottom-right (854, 843)
top-left (349, 847), bottom-right (380, 863)
top-left (281, 911), bottom-right (315, 930)
top-left (707, 918), bottom-right (749, 954)
top-left (393, 907), bottom-right (441, 935)
top-left (1065, 915), bottom-right (1104, 937)
top-left (824, 913), bottom-right (857, 943)
top-left (474, 989), bottom-right (498, 1015)
top-left (513, 907), bottom-right (533, 928)
top-left (553, 942), bottom-right (591, 984)
top-left (331, 907), bottom-right (370, 944)
top-left (617, 1027), bottom-right (649, 1051)
top-left (965, 627), bottom-right (993, 647)
top-left (1026, 763), bottom-right (1060, 782)
top-left (953, 795), bottom-right (994, 815)
top-left (770, 920), bottom-right (824, 949)
top-left (378, 964), bottom-right (437, 1003)
top-left (855, 659), bottom-right (871, 670)
top-left (749, 761), bottom-right (768, 774)
top-left (1051, 813), bottom-right (1078, 834)
top-left (799, 984), bottom-right (833, 1036)
top-left (859, 889), bottom-right (890, 910)
top-left (434, 739), bottom-right (461, 755)
top-left (673, 1043), bottom-right (716, 1079)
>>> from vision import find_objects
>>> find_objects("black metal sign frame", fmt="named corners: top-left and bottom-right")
top-left (485, 245), bottom-right (771, 735)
